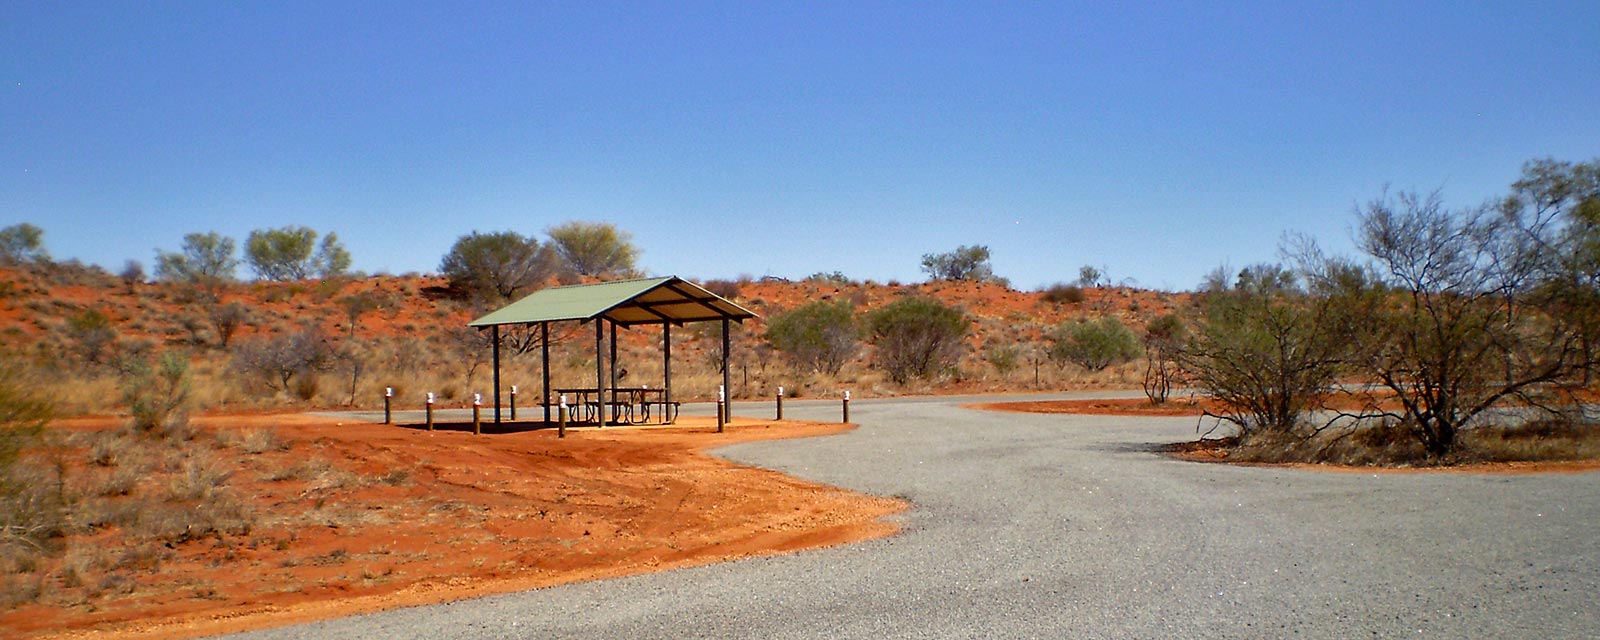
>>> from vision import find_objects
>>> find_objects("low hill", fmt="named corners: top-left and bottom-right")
top-left (0, 262), bottom-right (1189, 415)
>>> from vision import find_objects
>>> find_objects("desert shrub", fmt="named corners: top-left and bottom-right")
top-left (867, 296), bottom-right (969, 384)
top-left (122, 352), bottom-right (192, 436)
top-left (1141, 313), bottom-right (1188, 403)
top-left (208, 301), bottom-right (250, 348)
top-left (1181, 264), bottom-right (1347, 436)
top-left (0, 359), bottom-right (61, 577)
top-left (154, 231), bottom-right (239, 288)
top-left (1048, 317), bottom-right (1141, 372)
top-left (984, 342), bottom-right (1022, 375)
top-left (920, 245), bottom-right (999, 283)
top-left (764, 300), bottom-right (859, 376)
top-left (0, 223), bottom-right (49, 264)
top-left (1077, 265), bottom-right (1107, 288)
top-left (546, 221), bottom-right (640, 280)
top-left (230, 326), bottom-right (335, 396)
top-left (64, 308), bottom-right (119, 367)
top-left (1334, 183), bottom-right (1594, 456)
top-left (805, 271), bottom-right (852, 285)
top-left (1040, 283), bottom-right (1085, 305)
top-left (118, 260), bottom-right (144, 291)
top-left (701, 279), bottom-right (742, 300)
top-left (439, 230), bottom-right (561, 301)
top-left (245, 226), bottom-right (351, 281)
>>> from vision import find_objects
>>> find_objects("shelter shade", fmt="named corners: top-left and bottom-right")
top-left (466, 276), bottom-right (757, 426)
top-left (468, 276), bottom-right (755, 328)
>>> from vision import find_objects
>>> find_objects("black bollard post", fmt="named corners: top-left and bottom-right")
top-left (776, 386), bottom-right (784, 421)
top-left (510, 385), bottom-right (518, 421)
top-left (426, 392), bottom-right (435, 432)
top-left (842, 390), bottom-right (850, 424)
top-left (383, 387), bottom-right (393, 425)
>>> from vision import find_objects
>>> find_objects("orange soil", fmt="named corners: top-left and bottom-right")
top-left (13, 415), bottom-right (904, 640)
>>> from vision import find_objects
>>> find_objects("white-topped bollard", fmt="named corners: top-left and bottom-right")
top-left (842, 390), bottom-right (851, 424)
top-left (426, 392), bottom-right (436, 431)
top-left (472, 393), bottom-right (482, 435)
top-left (717, 385), bottom-right (727, 433)
top-left (558, 393), bottom-right (568, 438)
top-left (776, 386), bottom-right (784, 420)
top-left (383, 386), bottom-right (394, 424)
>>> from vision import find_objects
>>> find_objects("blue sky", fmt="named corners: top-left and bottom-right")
top-left (4, 1), bottom-right (1597, 291)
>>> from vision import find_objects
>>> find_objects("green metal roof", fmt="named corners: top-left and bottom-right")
top-left (467, 276), bottom-right (757, 328)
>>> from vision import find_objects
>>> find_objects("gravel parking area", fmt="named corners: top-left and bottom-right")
top-left (242, 395), bottom-right (1600, 639)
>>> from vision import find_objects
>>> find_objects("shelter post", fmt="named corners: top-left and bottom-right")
top-left (663, 323), bottom-right (673, 409)
top-left (541, 321), bottom-right (551, 424)
top-left (722, 317), bottom-right (732, 424)
top-left (492, 325), bottom-right (502, 424)
top-left (610, 321), bottom-right (620, 424)
top-left (594, 319), bottom-right (605, 426)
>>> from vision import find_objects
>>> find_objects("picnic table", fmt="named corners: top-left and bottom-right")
top-left (555, 387), bottom-right (679, 425)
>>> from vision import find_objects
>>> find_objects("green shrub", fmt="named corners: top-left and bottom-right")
top-left (984, 343), bottom-right (1022, 375)
top-left (867, 297), bottom-right (969, 383)
top-left (1040, 283), bottom-right (1085, 305)
top-left (1049, 317), bottom-right (1141, 372)
top-left (123, 352), bottom-right (192, 436)
top-left (764, 300), bottom-right (859, 376)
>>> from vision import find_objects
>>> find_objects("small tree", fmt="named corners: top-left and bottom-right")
top-left (337, 291), bottom-right (383, 338)
top-left (1180, 264), bottom-right (1347, 438)
top-left (208, 301), bottom-right (251, 348)
top-left (1049, 316), bottom-right (1140, 372)
top-left (1346, 189), bottom-right (1584, 456)
top-left (1503, 157), bottom-right (1600, 382)
top-left (546, 221), bottom-right (640, 280)
top-left (440, 231), bottom-right (561, 301)
top-left (984, 342), bottom-right (1023, 377)
top-left (118, 260), bottom-right (145, 292)
top-left (920, 245), bottom-right (996, 282)
top-left (230, 327), bottom-right (335, 395)
top-left (0, 223), bottom-right (49, 264)
top-left (65, 308), bottom-right (118, 367)
top-left (245, 226), bottom-right (352, 281)
top-left (764, 300), bottom-right (859, 376)
top-left (122, 351), bottom-right (192, 436)
top-left (155, 231), bottom-right (239, 287)
top-left (313, 232), bottom-right (353, 279)
top-left (1077, 265), bottom-right (1106, 288)
top-left (867, 296), bottom-right (969, 383)
top-left (1141, 313), bottom-right (1187, 403)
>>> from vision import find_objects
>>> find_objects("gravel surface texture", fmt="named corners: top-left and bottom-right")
top-left (258, 394), bottom-right (1600, 639)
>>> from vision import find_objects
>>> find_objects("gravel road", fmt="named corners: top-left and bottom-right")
top-left (249, 394), bottom-right (1600, 639)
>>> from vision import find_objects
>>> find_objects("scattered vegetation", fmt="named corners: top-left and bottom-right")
top-left (245, 226), bottom-right (352, 281)
top-left (867, 296), bottom-right (969, 384)
top-left (0, 223), bottom-right (49, 265)
top-left (439, 230), bottom-right (562, 302)
top-left (920, 245), bottom-right (1003, 285)
top-left (1039, 283), bottom-right (1085, 305)
top-left (154, 231), bottom-right (240, 288)
top-left (764, 300), bottom-right (859, 376)
top-left (546, 220), bottom-right (640, 280)
top-left (1049, 316), bottom-right (1141, 373)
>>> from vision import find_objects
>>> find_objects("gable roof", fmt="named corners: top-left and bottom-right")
top-left (467, 276), bottom-right (756, 328)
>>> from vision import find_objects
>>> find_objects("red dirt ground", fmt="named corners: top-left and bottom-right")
top-left (11, 415), bottom-right (904, 640)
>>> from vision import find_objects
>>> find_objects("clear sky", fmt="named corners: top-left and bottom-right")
top-left (4, 2), bottom-right (1598, 291)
